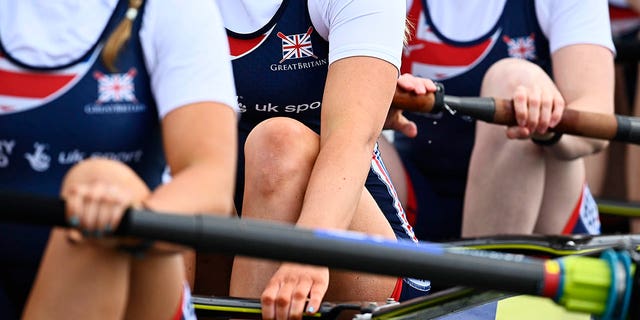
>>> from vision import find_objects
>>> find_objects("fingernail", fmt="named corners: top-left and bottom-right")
top-left (104, 224), bottom-right (112, 234)
top-left (94, 230), bottom-right (104, 238)
top-left (68, 215), bottom-right (80, 227)
top-left (82, 230), bottom-right (91, 237)
top-left (307, 306), bottom-right (315, 313)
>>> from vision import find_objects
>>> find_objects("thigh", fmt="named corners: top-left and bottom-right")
top-left (325, 188), bottom-right (397, 302)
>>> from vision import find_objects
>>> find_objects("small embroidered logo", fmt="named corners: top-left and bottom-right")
top-left (503, 34), bottom-right (537, 60)
top-left (278, 26), bottom-right (318, 63)
top-left (93, 68), bottom-right (138, 103)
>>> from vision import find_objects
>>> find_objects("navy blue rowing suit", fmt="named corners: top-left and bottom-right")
top-left (396, 0), bottom-right (553, 242)
top-left (0, 0), bottom-right (165, 317)
top-left (227, 0), bottom-right (430, 300)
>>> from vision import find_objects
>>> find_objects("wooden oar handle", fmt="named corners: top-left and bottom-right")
top-left (481, 98), bottom-right (636, 143)
top-left (391, 83), bottom-right (444, 114)
top-left (392, 86), bottom-right (640, 145)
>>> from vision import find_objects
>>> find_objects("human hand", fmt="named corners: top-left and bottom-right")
top-left (507, 83), bottom-right (565, 140)
top-left (63, 181), bottom-right (136, 239)
top-left (385, 74), bottom-right (438, 137)
top-left (261, 263), bottom-right (329, 320)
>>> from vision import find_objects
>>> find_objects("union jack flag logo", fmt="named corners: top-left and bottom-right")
top-left (503, 34), bottom-right (537, 60)
top-left (277, 26), bottom-right (318, 63)
top-left (93, 68), bottom-right (138, 103)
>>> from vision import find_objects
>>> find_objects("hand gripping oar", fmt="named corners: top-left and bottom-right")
top-left (392, 83), bottom-right (640, 145)
top-left (0, 191), bottom-right (637, 319)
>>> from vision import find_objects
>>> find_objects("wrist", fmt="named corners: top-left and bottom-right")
top-left (531, 132), bottom-right (563, 146)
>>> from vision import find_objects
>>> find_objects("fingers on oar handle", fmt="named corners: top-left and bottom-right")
top-left (0, 191), bottom-right (141, 236)
top-left (391, 83), bottom-right (444, 114)
top-left (476, 97), bottom-right (640, 144)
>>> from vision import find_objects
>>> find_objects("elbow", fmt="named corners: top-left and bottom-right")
top-left (589, 139), bottom-right (609, 155)
top-left (551, 137), bottom-right (609, 161)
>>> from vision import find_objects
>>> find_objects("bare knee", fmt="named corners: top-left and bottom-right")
top-left (244, 118), bottom-right (319, 197)
top-left (480, 58), bottom-right (551, 97)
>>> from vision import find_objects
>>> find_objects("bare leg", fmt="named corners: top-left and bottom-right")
top-left (378, 135), bottom-right (408, 209)
top-left (463, 121), bottom-right (546, 236)
top-left (23, 230), bottom-right (130, 319)
top-left (183, 250), bottom-right (196, 289)
top-left (583, 153), bottom-right (608, 197)
top-left (23, 159), bottom-right (187, 319)
top-left (230, 118), bottom-right (396, 302)
top-left (125, 255), bottom-right (186, 319)
top-left (534, 156), bottom-right (584, 234)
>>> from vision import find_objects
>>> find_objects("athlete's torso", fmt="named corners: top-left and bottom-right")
top-left (227, 0), bottom-right (329, 134)
top-left (609, 1), bottom-right (640, 37)
top-left (398, 0), bottom-right (551, 188)
top-left (0, 0), bottom-right (165, 196)
top-left (403, 0), bottom-right (550, 95)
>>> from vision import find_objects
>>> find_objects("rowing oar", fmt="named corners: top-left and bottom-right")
top-left (392, 84), bottom-right (640, 145)
top-left (1, 191), bottom-right (636, 319)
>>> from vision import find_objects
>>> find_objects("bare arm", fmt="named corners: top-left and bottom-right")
top-left (295, 56), bottom-right (398, 230)
top-left (549, 44), bottom-right (615, 160)
top-left (145, 102), bottom-right (237, 216)
top-left (61, 101), bottom-right (236, 254)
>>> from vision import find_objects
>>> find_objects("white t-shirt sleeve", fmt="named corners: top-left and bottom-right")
top-left (309, 0), bottom-right (406, 70)
top-left (141, 0), bottom-right (238, 118)
top-left (536, 0), bottom-right (615, 54)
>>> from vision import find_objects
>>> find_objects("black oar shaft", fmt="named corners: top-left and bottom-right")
top-left (0, 191), bottom-right (545, 295)
top-left (1, 191), bottom-right (67, 227)
top-left (124, 209), bottom-right (545, 295)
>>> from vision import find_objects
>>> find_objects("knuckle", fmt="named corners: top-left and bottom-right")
top-left (292, 289), bottom-right (307, 300)
top-left (275, 296), bottom-right (289, 308)
top-left (261, 294), bottom-right (275, 306)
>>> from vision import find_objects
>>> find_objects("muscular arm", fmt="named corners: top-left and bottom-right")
top-left (144, 102), bottom-right (237, 216)
top-left (548, 44), bottom-right (615, 160)
top-left (295, 56), bottom-right (397, 230)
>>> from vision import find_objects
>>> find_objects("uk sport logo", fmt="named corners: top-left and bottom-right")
top-left (93, 68), bottom-right (138, 103)
top-left (278, 26), bottom-right (318, 63)
top-left (503, 34), bottom-right (537, 60)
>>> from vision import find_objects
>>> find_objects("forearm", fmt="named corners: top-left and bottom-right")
top-left (146, 102), bottom-right (237, 216)
top-left (143, 157), bottom-right (235, 216)
top-left (296, 134), bottom-right (376, 230)
top-left (295, 56), bottom-right (395, 230)
top-left (548, 45), bottom-right (615, 160)
top-left (541, 99), bottom-right (610, 161)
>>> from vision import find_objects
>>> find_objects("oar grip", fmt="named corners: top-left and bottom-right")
top-left (391, 82), bottom-right (445, 114)
top-left (553, 109), bottom-right (618, 140)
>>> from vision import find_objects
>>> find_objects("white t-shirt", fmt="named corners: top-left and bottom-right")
top-left (216, 0), bottom-right (407, 70)
top-left (0, 0), bottom-right (238, 118)
top-left (406, 0), bottom-right (615, 54)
